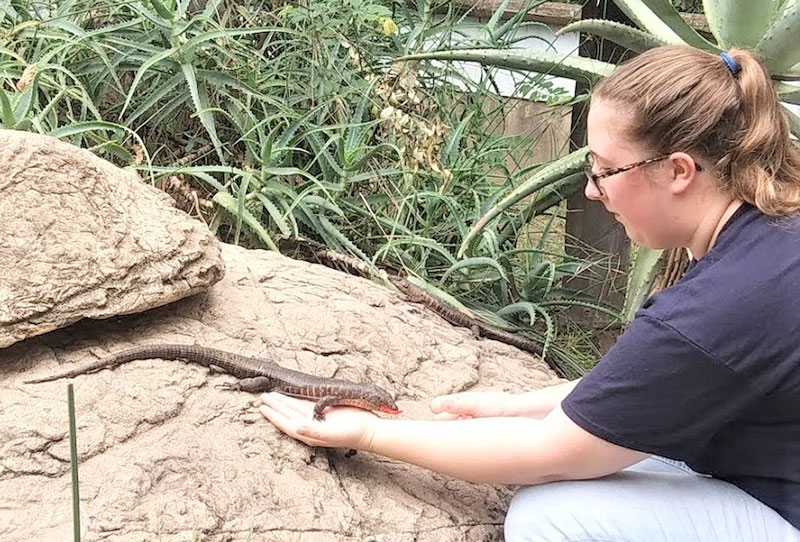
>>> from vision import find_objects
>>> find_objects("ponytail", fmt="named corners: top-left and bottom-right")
top-left (725, 48), bottom-right (800, 216)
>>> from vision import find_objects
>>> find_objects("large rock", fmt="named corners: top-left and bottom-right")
top-left (0, 129), bottom-right (224, 349)
top-left (1, 244), bottom-right (561, 541)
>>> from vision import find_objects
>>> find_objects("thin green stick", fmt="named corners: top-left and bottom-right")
top-left (67, 384), bottom-right (81, 542)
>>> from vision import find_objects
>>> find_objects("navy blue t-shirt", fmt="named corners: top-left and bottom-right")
top-left (562, 203), bottom-right (800, 529)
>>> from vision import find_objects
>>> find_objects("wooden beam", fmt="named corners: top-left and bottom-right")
top-left (448, 1), bottom-right (580, 25)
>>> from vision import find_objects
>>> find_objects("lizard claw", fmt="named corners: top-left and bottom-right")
top-left (215, 382), bottom-right (239, 391)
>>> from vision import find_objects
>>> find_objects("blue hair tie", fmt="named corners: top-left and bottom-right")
top-left (720, 51), bottom-right (740, 75)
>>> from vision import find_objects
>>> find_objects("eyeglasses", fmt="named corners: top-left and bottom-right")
top-left (584, 152), bottom-right (703, 196)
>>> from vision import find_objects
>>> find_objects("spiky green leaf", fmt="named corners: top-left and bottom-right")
top-left (443, 110), bottom-right (476, 165)
top-left (623, 246), bottom-right (666, 321)
top-left (784, 104), bottom-right (800, 138)
top-left (0, 88), bottom-right (15, 127)
top-left (402, 49), bottom-right (615, 83)
top-left (181, 63), bottom-right (224, 163)
top-left (121, 46), bottom-right (179, 115)
top-left (123, 71), bottom-right (183, 124)
top-left (777, 82), bottom-right (800, 104)
top-left (756, 1), bottom-right (800, 74)
top-left (776, 62), bottom-right (800, 80)
top-left (49, 120), bottom-right (123, 138)
top-left (441, 257), bottom-right (509, 286)
top-left (703, 0), bottom-right (781, 49)
top-left (255, 193), bottom-right (293, 236)
top-left (212, 191), bottom-right (279, 251)
top-left (557, 19), bottom-right (669, 53)
top-left (613, 0), bottom-right (719, 51)
top-left (376, 237), bottom-right (458, 266)
top-left (148, 0), bottom-right (173, 20)
top-left (318, 216), bottom-right (372, 264)
top-left (458, 148), bottom-right (588, 257)
top-left (496, 301), bottom-right (540, 327)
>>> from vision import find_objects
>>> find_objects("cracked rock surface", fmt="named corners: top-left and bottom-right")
top-left (0, 129), bottom-right (225, 349)
top-left (1, 244), bottom-right (561, 541)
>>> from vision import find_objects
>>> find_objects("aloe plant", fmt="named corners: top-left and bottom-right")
top-left (0, 0), bottom-right (670, 375)
top-left (404, 0), bottom-right (800, 320)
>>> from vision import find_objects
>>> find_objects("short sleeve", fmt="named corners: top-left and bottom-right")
top-left (561, 314), bottom-right (753, 461)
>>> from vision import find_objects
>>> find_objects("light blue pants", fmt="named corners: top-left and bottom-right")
top-left (505, 456), bottom-right (800, 542)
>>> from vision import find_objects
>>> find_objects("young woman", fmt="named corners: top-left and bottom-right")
top-left (260, 45), bottom-right (800, 541)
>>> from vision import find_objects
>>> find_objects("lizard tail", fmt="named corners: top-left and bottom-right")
top-left (23, 349), bottom-right (149, 384)
top-left (24, 359), bottom-right (115, 383)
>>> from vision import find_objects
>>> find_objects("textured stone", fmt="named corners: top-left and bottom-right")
top-left (0, 129), bottom-right (224, 348)
top-left (1, 244), bottom-right (561, 541)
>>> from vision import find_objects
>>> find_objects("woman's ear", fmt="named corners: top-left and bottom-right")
top-left (667, 152), bottom-right (701, 195)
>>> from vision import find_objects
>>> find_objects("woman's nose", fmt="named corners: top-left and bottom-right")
top-left (584, 179), bottom-right (603, 201)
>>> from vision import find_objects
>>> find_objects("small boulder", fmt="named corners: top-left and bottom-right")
top-left (0, 129), bottom-right (225, 348)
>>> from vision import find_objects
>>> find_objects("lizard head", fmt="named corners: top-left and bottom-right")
top-left (367, 386), bottom-right (401, 415)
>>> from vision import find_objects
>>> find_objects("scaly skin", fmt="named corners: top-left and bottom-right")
top-left (387, 275), bottom-right (562, 375)
top-left (25, 344), bottom-right (400, 420)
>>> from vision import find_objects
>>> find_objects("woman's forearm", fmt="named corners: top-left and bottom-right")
top-left (366, 416), bottom-right (559, 485)
top-left (507, 378), bottom-right (581, 418)
top-left (259, 391), bottom-right (643, 486)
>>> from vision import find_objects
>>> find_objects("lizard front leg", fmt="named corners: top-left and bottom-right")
top-left (312, 397), bottom-right (336, 421)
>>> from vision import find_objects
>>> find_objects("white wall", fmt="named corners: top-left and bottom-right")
top-left (428, 18), bottom-right (580, 100)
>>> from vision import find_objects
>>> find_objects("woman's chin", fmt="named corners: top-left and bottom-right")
top-left (620, 222), bottom-right (664, 250)
top-left (625, 229), bottom-right (653, 248)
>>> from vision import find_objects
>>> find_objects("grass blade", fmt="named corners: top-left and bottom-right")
top-left (68, 384), bottom-right (81, 542)
top-left (212, 191), bottom-right (279, 251)
top-left (181, 63), bottom-right (224, 162)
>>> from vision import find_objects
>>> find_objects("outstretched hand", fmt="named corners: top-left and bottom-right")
top-left (259, 392), bottom-right (378, 450)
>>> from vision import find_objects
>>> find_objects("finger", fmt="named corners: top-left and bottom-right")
top-left (260, 391), bottom-right (305, 411)
top-left (259, 394), bottom-right (305, 422)
top-left (294, 423), bottom-right (333, 444)
top-left (259, 404), bottom-right (326, 446)
top-left (258, 403), bottom-right (301, 437)
top-left (260, 392), bottom-right (315, 418)
top-left (429, 395), bottom-right (455, 413)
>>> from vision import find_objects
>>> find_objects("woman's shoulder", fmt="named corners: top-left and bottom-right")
top-left (654, 205), bottom-right (800, 315)
top-left (637, 220), bottom-right (800, 376)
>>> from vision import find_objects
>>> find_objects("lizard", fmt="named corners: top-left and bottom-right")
top-left (386, 274), bottom-right (565, 377)
top-left (25, 344), bottom-right (400, 421)
top-left (274, 238), bottom-right (563, 375)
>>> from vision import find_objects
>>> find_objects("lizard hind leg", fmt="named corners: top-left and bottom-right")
top-left (218, 376), bottom-right (276, 393)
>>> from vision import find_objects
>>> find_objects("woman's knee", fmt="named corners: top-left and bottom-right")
top-left (504, 481), bottom-right (605, 542)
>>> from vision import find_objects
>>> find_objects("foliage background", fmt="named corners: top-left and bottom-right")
top-left (1, 0), bottom-right (636, 377)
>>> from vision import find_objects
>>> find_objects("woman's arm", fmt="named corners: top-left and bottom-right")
top-left (431, 379), bottom-right (581, 420)
top-left (260, 390), bottom-right (647, 485)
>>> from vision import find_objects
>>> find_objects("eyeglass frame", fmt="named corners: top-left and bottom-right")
top-left (584, 152), bottom-right (703, 195)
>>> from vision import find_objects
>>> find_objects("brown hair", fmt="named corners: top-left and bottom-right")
top-left (592, 45), bottom-right (800, 217)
